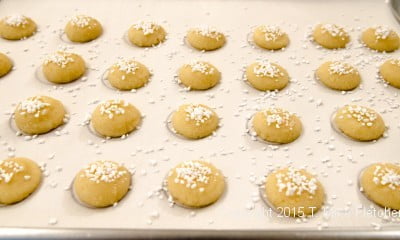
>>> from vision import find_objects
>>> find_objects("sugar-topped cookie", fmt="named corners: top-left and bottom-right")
top-left (316, 61), bottom-right (361, 91)
top-left (128, 21), bottom-right (166, 47)
top-left (379, 58), bottom-right (400, 88)
top-left (0, 15), bottom-right (37, 40)
top-left (73, 160), bottom-right (131, 208)
top-left (64, 15), bottom-right (103, 43)
top-left (107, 58), bottom-right (151, 90)
top-left (312, 23), bottom-right (350, 49)
top-left (0, 52), bottom-right (12, 77)
top-left (178, 60), bottom-right (220, 90)
top-left (333, 105), bottom-right (385, 141)
top-left (362, 26), bottom-right (400, 52)
top-left (264, 167), bottom-right (325, 217)
top-left (252, 25), bottom-right (289, 50)
top-left (42, 51), bottom-right (86, 84)
top-left (166, 160), bottom-right (225, 208)
top-left (186, 26), bottom-right (226, 51)
top-left (245, 59), bottom-right (289, 91)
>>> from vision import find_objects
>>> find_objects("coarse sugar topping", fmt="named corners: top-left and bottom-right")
top-left (171, 160), bottom-right (213, 191)
top-left (81, 160), bottom-right (128, 183)
top-left (44, 51), bottom-right (75, 68)
top-left (328, 61), bottom-right (355, 75)
top-left (259, 25), bottom-right (284, 41)
top-left (320, 24), bottom-right (347, 38)
top-left (3, 15), bottom-right (28, 27)
top-left (114, 59), bottom-right (139, 74)
top-left (389, 58), bottom-right (400, 67)
top-left (18, 96), bottom-right (51, 118)
top-left (184, 104), bottom-right (214, 126)
top-left (187, 60), bottom-right (214, 75)
top-left (70, 15), bottom-right (93, 28)
top-left (374, 25), bottom-right (392, 40)
top-left (192, 25), bottom-right (223, 40)
top-left (372, 164), bottom-right (400, 190)
top-left (132, 21), bottom-right (159, 35)
top-left (253, 60), bottom-right (283, 78)
top-left (338, 105), bottom-right (378, 127)
top-left (0, 159), bottom-right (24, 183)
top-left (275, 167), bottom-right (318, 196)
top-left (263, 108), bottom-right (296, 129)
top-left (99, 100), bottom-right (128, 119)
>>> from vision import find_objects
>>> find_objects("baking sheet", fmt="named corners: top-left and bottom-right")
top-left (0, 0), bottom-right (399, 232)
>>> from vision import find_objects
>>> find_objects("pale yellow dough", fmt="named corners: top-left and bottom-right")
top-left (264, 167), bottom-right (325, 217)
top-left (379, 59), bottom-right (400, 88)
top-left (166, 160), bottom-right (225, 208)
top-left (334, 105), bottom-right (385, 141)
top-left (0, 15), bottom-right (36, 40)
top-left (316, 61), bottom-right (360, 91)
top-left (91, 100), bottom-right (141, 138)
top-left (73, 160), bottom-right (131, 208)
top-left (42, 51), bottom-right (86, 84)
top-left (171, 104), bottom-right (219, 139)
top-left (107, 59), bottom-right (151, 90)
top-left (0, 157), bottom-right (42, 205)
top-left (360, 163), bottom-right (400, 210)
top-left (128, 21), bottom-right (166, 47)
top-left (252, 107), bottom-right (302, 144)
top-left (0, 52), bottom-right (12, 77)
top-left (65, 15), bottom-right (103, 43)
top-left (14, 95), bottom-right (66, 135)
top-left (312, 24), bottom-right (350, 49)
top-left (245, 60), bottom-right (289, 91)
top-left (253, 25), bottom-right (289, 50)
top-left (362, 26), bottom-right (400, 52)
top-left (178, 60), bottom-right (220, 90)
top-left (186, 26), bottom-right (225, 51)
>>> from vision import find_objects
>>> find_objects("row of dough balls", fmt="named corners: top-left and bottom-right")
top-left (1, 51), bottom-right (400, 91)
top-left (0, 15), bottom-right (399, 52)
top-left (1, 157), bottom-right (399, 216)
top-left (13, 96), bottom-right (386, 143)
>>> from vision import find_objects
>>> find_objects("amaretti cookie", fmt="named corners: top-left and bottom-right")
top-left (245, 59), bottom-right (289, 91)
top-left (106, 58), bottom-right (151, 90)
top-left (0, 15), bottom-right (36, 40)
top-left (252, 107), bottom-right (302, 144)
top-left (333, 105), bottom-right (385, 141)
top-left (171, 104), bottom-right (219, 139)
top-left (14, 95), bottom-right (67, 135)
top-left (312, 24), bottom-right (350, 49)
top-left (128, 21), bottom-right (166, 47)
top-left (264, 167), bottom-right (325, 217)
top-left (91, 100), bottom-right (141, 138)
top-left (42, 51), bottom-right (86, 84)
top-left (178, 60), bottom-right (220, 90)
top-left (0, 157), bottom-right (42, 205)
top-left (316, 61), bottom-right (360, 91)
top-left (252, 25), bottom-right (289, 50)
top-left (64, 15), bottom-right (102, 43)
top-left (0, 52), bottom-right (12, 77)
top-left (186, 26), bottom-right (225, 51)
top-left (361, 26), bottom-right (400, 52)
top-left (73, 160), bottom-right (131, 208)
top-left (379, 58), bottom-right (400, 88)
top-left (166, 160), bottom-right (225, 208)
top-left (360, 163), bottom-right (400, 210)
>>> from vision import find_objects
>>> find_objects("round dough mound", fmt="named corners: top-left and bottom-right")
top-left (362, 26), bottom-right (400, 52)
top-left (42, 51), bottom-right (86, 84)
top-left (360, 163), bottom-right (400, 210)
top-left (65, 15), bottom-right (103, 43)
top-left (166, 160), bottom-right (225, 208)
top-left (264, 167), bottom-right (325, 217)
top-left (252, 108), bottom-right (302, 144)
top-left (0, 52), bottom-right (12, 77)
top-left (178, 60), bottom-right (220, 90)
top-left (245, 59), bottom-right (289, 91)
top-left (334, 105), bottom-right (385, 141)
top-left (91, 100), bottom-right (141, 138)
top-left (0, 157), bottom-right (42, 205)
top-left (171, 104), bottom-right (219, 139)
top-left (312, 24), bottom-right (350, 49)
top-left (253, 25), bottom-right (289, 50)
top-left (107, 58), bottom-right (151, 90)
top-left (73, 160), bottom-right (131, 208)
top-left (316, 61), bottom-right (361, 91)
top-left (14, 95), bottom-right (66, 135)
top-left (128, 21), bottom-right (166, 47)
top-left (379, 58), bottom-right (400, 88)
top-left (186, 26), bottom-right (225, 51)
top-left (0, 15), bottom-right (36, 40)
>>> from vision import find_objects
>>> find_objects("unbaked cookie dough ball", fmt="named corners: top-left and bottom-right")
top-left (178, 60), bottom-right (220, 90)
top-left (14, 95), bottom-right (67, 135)
top-left (312, 24), bottom-right (350, 49)
top-left (0, 157), bottom-right (41, 205)
top-left (186, 26), bottom-right (225, 51)
top-left (0, 15), bottom-right (37, 40)
top-left (64, 15), bottom-right (102, 43)
top-left (107, 58), bottom-right (151, 90)
top-left (252, 108), bottom-right (302, 144)
top-left (128, 21), bottom-right (166, 47)
top-left (379, 58), bottom-right (400, 88)
top-left (264, 167), bottom-right (325, 217)
top-left (245, 59), bottom-right (289, 91)
top-left (171, 104), bottom-right (219, 139)
top-left (315, 61), bottom-right (361, 91)
top-left (361, 26), bottom-right (400, 52)
top-left (253, 25), bottom-right (289, 50)
top-left (91, 100), bottom-right (141, 138)
top-left (333, 105), bottom-right (385, 141)
top-left (360, 163), bottom-right (400, 210)
top-left (0, 52), bottom-right (12, 77)
top-left (73, 160), bottom-right (131, 208)
top-left (42, 51), bottom-right (86, 84)
top-left (166, 160), bottom-right (225, 208)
